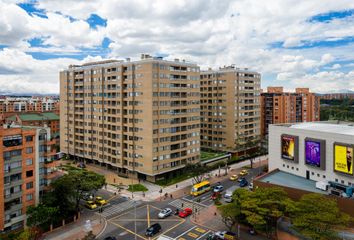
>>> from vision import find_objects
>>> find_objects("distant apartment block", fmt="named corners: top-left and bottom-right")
top-left (319, 93), bottom-right (354, 100)
top-left (200, 66), bottom-right (261, 153)
top-left (0, 97), bottom-right (60, 123)
top-left (60, 55), bottom-right (200, 181)
top-left (0, 125), bottom-right (60, 232)
top-left (260, 87), bottom-right (320, 136)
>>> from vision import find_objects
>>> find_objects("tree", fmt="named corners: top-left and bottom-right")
top-left (218, 188), bottom-right (250, 231)
top-left (291, 193), bottom-right (351, 240)
top-left (16, 228), bottom-right (38, 240)
top-left (26, 204), bottom-right (58, 227)
top-left (241, 187), bottom-right (292, 238)
top-left (185, 163), bottom-right (209, 184)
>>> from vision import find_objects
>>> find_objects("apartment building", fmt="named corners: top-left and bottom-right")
top-left (320, 93), bottom-right (354, 100)
top-left (260, 87), bottom-right (320, 136)
top-left (0, 97), bottom-right (60, 123)
top-left (0, 124), bottom-right (59, 232)
top-left (60, 55), bottom-right (200, 182)
top-left (200, 66), bottom-right (261, 153)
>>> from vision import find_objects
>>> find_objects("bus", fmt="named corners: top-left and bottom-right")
top-left (190, 181), bottom-right (211, 196)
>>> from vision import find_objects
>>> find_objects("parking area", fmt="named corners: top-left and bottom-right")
top-left (107, 204), bottom-right (185, 240)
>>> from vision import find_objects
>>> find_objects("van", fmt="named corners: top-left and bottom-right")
top-left (146, 223), bottom-right (161, 236)
top-left (224, 192), bottom-right (233, 203)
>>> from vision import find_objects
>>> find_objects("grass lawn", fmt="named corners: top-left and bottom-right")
top-left (127, 184), bottom-right (148, 192)
top-left (200, 151), bottom-right (226, 161)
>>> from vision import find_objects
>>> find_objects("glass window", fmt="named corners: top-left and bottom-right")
top-left (25, 136), bottom-right (33, 142)
top-left (26, 182), bottom-right (33, 189)
top-left (26, 170), bottom-right (33, 177)
top-left (26, 194), bottom-right (33, 201)
top-left (26, 159), bottom-right (33, 166)
top-left (26, 147), bottom-right (33, 154)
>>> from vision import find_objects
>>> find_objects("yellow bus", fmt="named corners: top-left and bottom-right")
top-left (190, 181), bottom-right (211, 196)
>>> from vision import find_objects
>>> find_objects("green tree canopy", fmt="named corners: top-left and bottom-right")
top-left (26, 204), bottom-right (58, 227)
top-left (291, 193), bottom-right (351, 240)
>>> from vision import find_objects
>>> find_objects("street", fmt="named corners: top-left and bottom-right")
top-left (98, 166), bottom-right (266, 240)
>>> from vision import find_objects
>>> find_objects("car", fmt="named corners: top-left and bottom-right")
top-left (224, 192), bottom-right (233, 203)
top-left (83, 192), bottom-right (94, 201)
top-left (179, 208), bottom-right (193, 218)
top-left (146, 223), bottom-right (161, 236)
top-left (229, 175), bottom-right (238, 181)
top-left (85, 200), bottom-right (97, 210)
top-left (213, 185), bottom-right (224, 193)
top-left (104, 237), bottom-right (117, 240)
top-left (248, 182), bottom-right (254, 190)
top-left (211, 192), bottom-right (221, 200)
top-left (95, 196), bottom-right (107, 206)
top-left (238, 177), bottom-right (246, 182)
top-left (158, 208), bottom-right (173, 218)
top-left (239, 169), bottom-right (248, 176)
top-left (214, 231), bottom-right (226, 239)
top-left (239, 178), bottom-right (249, 187)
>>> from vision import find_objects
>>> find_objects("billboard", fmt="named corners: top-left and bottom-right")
top-left (281, 135), bottom-right (298, 162)
top-left (334, 143), bottom-right (353, 175)
top-left (305, 138), bottom-right (326, 170)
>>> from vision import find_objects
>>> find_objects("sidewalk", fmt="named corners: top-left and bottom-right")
top-left (106, 156), bottom-right (268, 202)
top-left (41, 212), bottom-right (106, 240)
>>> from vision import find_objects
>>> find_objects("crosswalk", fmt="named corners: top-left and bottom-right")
top-left (100, 199), bottom-right (141, 219)
top-left (168, 199), bottom-right (205, 213)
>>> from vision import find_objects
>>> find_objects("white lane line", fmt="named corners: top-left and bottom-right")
top-left (174, 226), bottom-right (197, 240)
top-left (196, 230), bottom-right (211, 240)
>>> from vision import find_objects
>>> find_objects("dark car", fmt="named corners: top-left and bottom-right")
top-left (146, 223), bottom-right (161, 236)
top-left (104, 237), bottom-right (117, 240)
top-left (239, 178), bottom-right (248, 187)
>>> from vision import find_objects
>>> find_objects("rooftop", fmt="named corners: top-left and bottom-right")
top-left (274, 121), bottom-right (354, 136)
top-left (7, 112), bottom-right (59, 122)
top-left (258, 170), bottom-right (325, 194)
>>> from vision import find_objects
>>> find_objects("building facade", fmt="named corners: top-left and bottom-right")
top-left (200, 66), bottom-right (261, 153)
top-left (0, 125), bottom-right (59, 232)
top-left (260, 87), bottom-right (320, 136)
top-left (60, 55), bottom-right (200, 181)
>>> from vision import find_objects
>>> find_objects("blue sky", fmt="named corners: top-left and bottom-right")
top-left (0, 0), bottom-right (353, 94)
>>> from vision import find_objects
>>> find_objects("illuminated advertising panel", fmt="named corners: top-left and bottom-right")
top-left (305, 138), bottom-right (326, 170)
top-left (281, 135), bottom-right (299, 162)
top-left (334, 143), bottom-right (353, 175)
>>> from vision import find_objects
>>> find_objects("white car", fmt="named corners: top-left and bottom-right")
top-left (213, 185), bottom-right (224, 193)
top-left (224, 192), bottom-right (233, 203)
top-left (214, 231), bottom-right (226, 239)
top-left (158, 208), bottom-right (172, 218)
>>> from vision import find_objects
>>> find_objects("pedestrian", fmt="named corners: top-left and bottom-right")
top-left (181, 203), bottom-right (184, 208)
top-left (176, 184), bottom-right (178, 188)
top-left (170, 194), bottom-right (173, 199)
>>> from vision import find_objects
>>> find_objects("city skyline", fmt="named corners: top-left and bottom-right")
top-left (0, 0), bottom-right (353, 94)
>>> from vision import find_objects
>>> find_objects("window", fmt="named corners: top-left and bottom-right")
top-left (311, 172), bottom-right (314, 175)
top-left (25, 136), bottom-right (33, 142)
top-left (26, 159), bottom-right (33, 166)
top-left (26, 194), bottom-right (33, 201)
top-left (26, 170), bottom-right (33, 177)
top-left (323, 175), bottom-right (326, 179)
top-left (26, 182), bottom-right (33, 189)
top-left (26, 147), bottom-right (33, 154)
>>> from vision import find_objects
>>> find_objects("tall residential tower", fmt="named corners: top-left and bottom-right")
top-left (200, 66), bottom-right (261, 154)
top-left (60, 55), bottom-right (200, 182)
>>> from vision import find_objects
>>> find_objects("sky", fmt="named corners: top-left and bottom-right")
top-left (0, 0), bottom-right (353, 94)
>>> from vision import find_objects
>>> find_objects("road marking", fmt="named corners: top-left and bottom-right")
top-left (195, 227), bottom-right (206, 233)
top-left (108, 202), bottom-right (145, 221)
top-left (147, 205), bottom-right (151, 227)
top-left (173, 226), bottom-right (197, 240)
top-left (94, 214), bottom-right (107, 239)
top-left (153, 218), bottom-right (186, 240)
top-left (109, 220), bottom-right (147, 240)
top-left (113, 218), bottom-right (183, 222)
top-left (187, 232), bottom-right (199, 238)
top-left (196, 230), bottom-right (211, 240)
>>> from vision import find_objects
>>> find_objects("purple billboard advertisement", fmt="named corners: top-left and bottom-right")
top-left (305, 140), bottom-right (321, 167)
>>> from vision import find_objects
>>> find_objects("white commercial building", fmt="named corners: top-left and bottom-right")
top-left (269, 121), bottom-right (354, 188)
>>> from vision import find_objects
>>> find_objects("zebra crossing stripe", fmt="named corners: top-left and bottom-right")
top-left (100, 200), bottom-right (141, 218)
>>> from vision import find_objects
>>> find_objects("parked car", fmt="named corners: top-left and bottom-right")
top-left (214, 231), bottom-right (226, 239)
top-left (238, 177), bottom-right (246, 182)
top-left (83, 192), bottom-right (94, 201)
top-left (95, 196), bottom-right (107, 206)
top-left (239, 169), bottom-right (248, 176)
top-left (158, 208), bottom-right (172, 218)
top-left (213, 185), bottom-right (224, 193)
top-left (145, 223), bottom-right (161, 237)
top-left (85, 200), bottom-right (97, 210)
top-left (179, 208), bottom-right (193, 218)
top-left (239, 178), bottom-right (248, 187)
top-left (229, 175), bottom-right (238, 181)
top-left (224, 192), bottom-right (233, 203)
